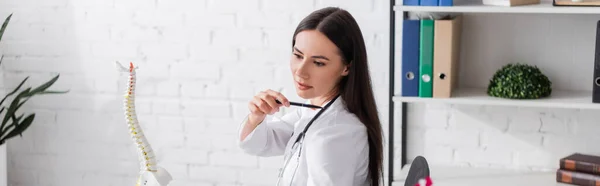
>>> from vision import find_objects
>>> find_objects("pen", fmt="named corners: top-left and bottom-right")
top-left (275, 100), bottom-right (322, 109)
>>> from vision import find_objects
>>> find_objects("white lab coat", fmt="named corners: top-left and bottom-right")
top-left (237, 97), bottom-right (370, 186)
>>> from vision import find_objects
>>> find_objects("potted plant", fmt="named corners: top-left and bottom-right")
top-left (487, 63), bottom-right (552, 99)
top-left (0, 13), bottom-right (68, 186)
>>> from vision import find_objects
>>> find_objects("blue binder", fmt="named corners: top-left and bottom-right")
top-left (439, 0), bottom-right (453, 6)
top-left (401, 20), bottom-right (420, 97)
top-left (420, 0), bottom-right (438, 6)
top-left (403, 0), bottom-right (420, 5)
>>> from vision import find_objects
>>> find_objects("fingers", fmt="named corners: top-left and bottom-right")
top-left (251, 95), bottom-right (272, 114)
top-left (248, 89), bottom-right (289, 116)
top-left (248, 101), bottom-right (265, 115)
top-left (258, 91), bottom-right (279, 114)
top-left (265, 89), bottom-right (290, 107)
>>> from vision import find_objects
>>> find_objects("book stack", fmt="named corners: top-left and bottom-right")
top-left (401, 14), bottom-right (462, 98)
top-left (403, 0), bottom-right (454, 6)
top-left (556, 153), bottom-right (600, 185)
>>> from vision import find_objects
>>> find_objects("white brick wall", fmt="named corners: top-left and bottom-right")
top-left (0, 0), bottom-right (389, 186)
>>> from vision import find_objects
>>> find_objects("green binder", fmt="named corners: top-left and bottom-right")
top-left (419, 19), bottom-right (434, 97)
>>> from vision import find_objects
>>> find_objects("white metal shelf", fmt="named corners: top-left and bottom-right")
top-left (393, 87), bottom-right (600, 110)
top-left (394, 1), bottom-right (600, 14)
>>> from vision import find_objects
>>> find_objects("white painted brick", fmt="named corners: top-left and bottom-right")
top-left (188, 165), bottom-right (239, 183)
top-left (156, 80), bottom-right (181, 97)
top-left (239, 48), bottom-right (289, 65)
top-left (423, 108), bottom-right (449, 129)
top-left (262, 0), bottom-right (315, 13)
top-left (131, 98), bottom-right (153, 115)
top-left (454, 148), bottom-right (513, 167)
top-left (209, 151), bottom-right (258, 168)
top-left (423, 145), bottom-right (454, 165)
top-left (184, 117), bottom-right (208, 134)
top-left (210, 134), bottom-right (240, 152)
top-left (84, 8), bottom-right (134, 26)
top-left (135, 63), bottom-right (170, 80)
top-left (68, 24), bottom-right (112, 42)
top-left (28, 109), bottom-right (57, 126)
top-left (263, 28), bottom-right (294, 50)
top-left (221, 64), bottom-right (274, 84)
top-left (231, 101), bottom-right (253, 121)
top-left (133, 10), bottom-right (185, 27)
top-left (166, 180), bottom-right (213, 186)
top-left (206, 118), bottom-right (238, 135)
top-left (448, 108), bottom-right (487, 131)
top-left (424, 128), bottom-right (480, 149)
top-left (146, 130), bottom-right (186, 149)
top-left (230, 85), bottom-right (257, 100)
top-left (163, 26), bottom-right (211, 44)
top-left (68, 0), bottom-right (114, 8)
top-left (57, 141), bottom-right (135, 161)
top-left (2, 41), bottom-right (75, 57)
top-left (157, 0), bottom-right (207, 13)
top-left (1, 23), bottom-right (65, 41)
top-left (7, 170), bottom-right (37, 186)
top-left (258, 156), bottom-right (283, 169)
top-left (237, 11), bottom-right (292, 29)
top-left (513, 149), bottom-right (555, 169)
top-left (91, 42), bottom-right (138, 59)
top-left (114, 0), bottom-right (156, 11)
top-left (572, 110), bottom-right (600, 137)
top-left (110, 25), bottom-right (162, 41)
top-left (206, 0), bottom-right (260, 13)
top-left (81, 174), bottom-right (136, 186)
top-left (205, 83), bottom-right (230, 99)
top-left (539, 114), bottom-right (568, 134)
top-left (157, 116), bottom-right (185, 132)
top-left (56, 111), bottom-right (122, 142)
top-left (189, 45), bottom-right (238, 63)
top-left (140, 42), bottom-right (188, 60)
top-left (184, 13), bottom-right (236, 28)
top-left (152, 98), bottom-right (182, 116)
top-left (185, 133), bottom-right (212, 150)
top-left (480, 130), bottom-right (543, 152)
top-left (239, 169), bottom-right (279, 185)
top-left (542, 135), bottom-right (588, 156)
top-left (181, 100), bottom-right (231, 118)
top-left (171, 62), bottom-right (221, 81)
top-left (211, 28), bottom-right (264, 48)
top-left (37, 170), bottom-right (86, 186)
top-left (180, 81), bottom-right (206, 98)
top-left (160, 148), bottom-right (208, 164)
top-left (507, 111), bottom-right (542, 133)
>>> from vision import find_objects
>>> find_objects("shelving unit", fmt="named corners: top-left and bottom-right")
top-left (394, 1), bottom-right (600, 14)
top-left (387, 0), bottom-right (600, 185)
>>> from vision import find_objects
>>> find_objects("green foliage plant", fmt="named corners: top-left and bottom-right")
top-left (0, 14), bottom-right (69, 145)
top-left (487, 63), bottom-right (552, 99)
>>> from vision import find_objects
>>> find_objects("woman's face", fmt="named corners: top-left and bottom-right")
top-left (290, 30), bottom-right (349, 102)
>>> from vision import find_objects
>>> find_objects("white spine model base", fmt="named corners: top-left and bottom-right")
top-left (117, 62), bottom-right (172, 186)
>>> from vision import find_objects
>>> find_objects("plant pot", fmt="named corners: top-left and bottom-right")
top-left (0, 144), bottom-right (6, 186)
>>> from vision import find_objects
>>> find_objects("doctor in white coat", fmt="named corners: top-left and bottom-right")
top-left (237, 7), bottom-right (384, 186)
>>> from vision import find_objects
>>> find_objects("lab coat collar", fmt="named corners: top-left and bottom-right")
top-left (303, 95), bottom-right (345, 114)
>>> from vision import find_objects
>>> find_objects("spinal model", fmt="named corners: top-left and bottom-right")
top-left (117, 61), bottom-right (173, 186)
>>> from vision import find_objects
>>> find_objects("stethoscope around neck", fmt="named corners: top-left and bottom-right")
top-left (276, 94), bottom-right (340, 186)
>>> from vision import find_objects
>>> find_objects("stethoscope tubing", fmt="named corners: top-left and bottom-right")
top-left (275, 95), bottom-right (340, 186)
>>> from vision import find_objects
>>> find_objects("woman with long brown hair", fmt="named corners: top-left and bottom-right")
top-left (238, 7), bottom-right (384, 186)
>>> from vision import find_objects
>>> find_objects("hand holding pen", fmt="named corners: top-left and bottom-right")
top-left (241, 89), bottom-right (323, 141)
top-left (247, 89), bottom-right (322, 125)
